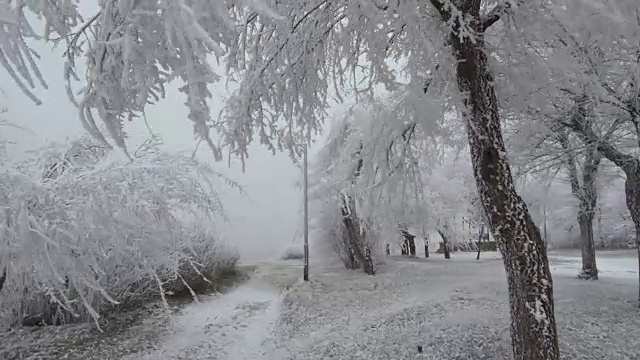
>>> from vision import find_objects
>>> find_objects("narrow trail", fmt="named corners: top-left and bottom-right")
top-left (127, 264), bottom-right (299, 360)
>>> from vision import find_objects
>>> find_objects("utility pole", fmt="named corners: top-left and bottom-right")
top-left (303, 144), bottom-right (309, 281)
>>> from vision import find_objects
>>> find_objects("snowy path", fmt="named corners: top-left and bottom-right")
top-left (127, 276), bottom-right (289, 360)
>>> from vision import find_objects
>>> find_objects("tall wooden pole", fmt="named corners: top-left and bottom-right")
top-left (303, 144), bottom-right (309, 281)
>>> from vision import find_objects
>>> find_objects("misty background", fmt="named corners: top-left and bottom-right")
top-left (0, 23), bottom-right (348, 263)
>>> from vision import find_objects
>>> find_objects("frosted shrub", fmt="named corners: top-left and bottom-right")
top-left (0, 137), bottom-right (239, 329)
top-left (281, 245), bottom-right (304, 261)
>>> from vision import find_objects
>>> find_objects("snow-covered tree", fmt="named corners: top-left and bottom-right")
top-left (0, 0), bottom-right (280, 155)
top-left (0, 0), bottom-right (81, 105)
top-left (506, 114), bottom-right (613, 279)
top-left (502, 0), bottom-right (640, 297)
top-left (0, 136), bottom-right (239, 328)
top-left (552, 1), bottom-right (640, 299)
top-left (4, 1), bottom-right (570, 357)
top-left (311, 89), bottom-right (446, 272)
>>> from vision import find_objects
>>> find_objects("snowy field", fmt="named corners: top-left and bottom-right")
top-left (548, 249), bottom-right (638, 282)
top-left (3, 251), bottom-right (640, 359)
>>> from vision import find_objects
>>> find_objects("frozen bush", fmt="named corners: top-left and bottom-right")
top-left (281, 244), bottom-right (304, 261)
top-left (0, 136), bottom-right (240, 329)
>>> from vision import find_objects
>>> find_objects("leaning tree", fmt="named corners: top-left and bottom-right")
top-left (310, 92), bottom-right (444, 272)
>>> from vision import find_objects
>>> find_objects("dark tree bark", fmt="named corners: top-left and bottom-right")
top-left (341, 227), bottom-right (359, 270)
top-left (557, 130), bottom-right (600, 280)
top-left (542, 207), bottom-right (549, 249)
top-left (476, 225), bottom-right (485, 260)
top-left (409, 236), bottom-right (416, 256)
top-left (0, 267), bottom-right (6, 293)
top-left (429, 1), bottom-right (559, 359)
top-left (437, 229), bottom-right (451, 260)
top-left (341, 195), bottom-right (375, 275)
top-left (335, 142), bottom-right (376, 274)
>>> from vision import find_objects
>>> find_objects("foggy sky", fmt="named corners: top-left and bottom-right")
top-left (0, 15), bottom-right (343, 262)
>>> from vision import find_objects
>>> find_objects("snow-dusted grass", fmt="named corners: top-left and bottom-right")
top-left (3, 252), bottom-right (639, 359)
top-left (278, 252), bottom-right (640, 359)
top-left (548, 249), bottom-right (638, 281)
top-left (0, 269), bottom-right (251, 360)
top-left (126, 278), bottom-right (286, 359)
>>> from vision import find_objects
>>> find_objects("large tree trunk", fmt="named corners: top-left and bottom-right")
top-left (435, 3), bottom-right (559, 358)
top-left (624, 167), bottom-right (640, 304)
top-left (542, 207), bottom-right (548, 245)
top-left (341, 194), bottom-right (375, 275)
top-left (340, 226), bottom-right (358, 270)
top-left (437, 229), bottom-right (451, 260)
top-left (408, 236), bottom-right (416, 257)
top-left (577, 153), bottom-right (599, 281)
top-left (577, 212), bottom-right (598, 279)
top-left (0, 267), bottom-right (6, 293)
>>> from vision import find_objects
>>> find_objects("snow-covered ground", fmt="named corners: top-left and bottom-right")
top-left (548, 249), bottom-right (638, 282)
top-left (3, 251), bottom-right (640, 359)
top-left (122, 263), bottom-right (305, 359)
top-left (278, 251), bottom-right (640, 359)
top-left (124, 280), bottom-right (286, 359)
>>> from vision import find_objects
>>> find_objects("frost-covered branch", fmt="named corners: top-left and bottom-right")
top-left (0, 0), bottom-right (81, 104)
top-left (1, 1), bottom-right (282, 158)
top-left (0, 136), bottom-right (241, 328)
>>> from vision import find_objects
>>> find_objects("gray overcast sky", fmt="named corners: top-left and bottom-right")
top-left (0, 10), bottom-right (347, 262)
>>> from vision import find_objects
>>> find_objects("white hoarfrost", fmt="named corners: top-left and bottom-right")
top-left (526, 299), bottom-right (548, 324)
top-left (0, 136), bottom-right (240, 329)
top-left (2, 252), bottom-right (640, 359)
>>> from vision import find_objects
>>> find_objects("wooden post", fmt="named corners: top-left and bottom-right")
top-left (408, 235), bottom-right (416, 257)
top-left (303, 145), bottom-right (309, 281)
top-left (476, 225), bottom-right (485, 260)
